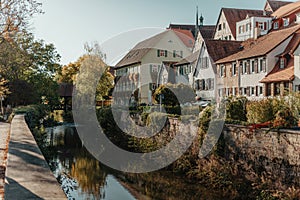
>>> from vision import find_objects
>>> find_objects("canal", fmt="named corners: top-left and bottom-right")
top-left (44, 125), bottom-right (232, 200)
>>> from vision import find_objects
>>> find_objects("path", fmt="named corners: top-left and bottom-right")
top-left (0, 122), bottom-right (10, 200)
top-left (4, 115), bottom-right (66, 199)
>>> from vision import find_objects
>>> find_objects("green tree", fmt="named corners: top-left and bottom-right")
top-left (0, 32), bottom-right (61, 107)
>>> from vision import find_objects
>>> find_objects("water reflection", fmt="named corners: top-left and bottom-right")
top-left (44, 126), bottom-right (231, 200)
top-left (45, 125), bottom-right (135, 200)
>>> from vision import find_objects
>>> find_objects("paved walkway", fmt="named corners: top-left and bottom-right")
top-left (0, 122), bottom-right (10, 200)
top-left (5, 115), bottom-right (66, 199)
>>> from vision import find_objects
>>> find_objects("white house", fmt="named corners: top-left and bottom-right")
top-left (115, 29), bottom-right (193, 105)
top-left (214, 8), bottom-right (265, 41)
top-left (193, 39), bottom-right (242, 100)
top-left (236, 15), bottom-right (272, 41)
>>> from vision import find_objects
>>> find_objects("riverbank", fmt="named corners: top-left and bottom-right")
top-left (0, 122), bottom-right (10, 199)
top-left (5, 115), bottom-right (66, 199)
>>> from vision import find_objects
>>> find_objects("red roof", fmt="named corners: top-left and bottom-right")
top-left (172, 28), bottom-right (195, 48)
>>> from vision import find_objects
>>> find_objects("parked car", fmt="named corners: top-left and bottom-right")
top-left (192, 100), bottom-right (210, 108)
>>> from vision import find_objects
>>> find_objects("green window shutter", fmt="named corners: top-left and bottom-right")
top-left (157, 50), bottom-right (160, 57)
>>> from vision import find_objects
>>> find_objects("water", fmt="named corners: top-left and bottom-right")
top-left (45, 125), bottom-right (136, 200)
top-left (44, 125), bottom-right (233, 200)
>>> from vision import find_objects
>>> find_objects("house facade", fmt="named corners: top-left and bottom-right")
top-left (216, 25), bottom-right (300, 99)
top-left (271, 1), bottom-right (300, 30)
top-left (236, 15), bottom-right (272, 41)
top-left (193, 40), bottom-right (242, 100)
top-left (264, 0), bottom-right (293, 13)
top-left (213, 8), bottom-right (265, 41)
top-left (261, 30), bottom-right (300, 96)
top-left (115, 29), bottom-right (193, 105)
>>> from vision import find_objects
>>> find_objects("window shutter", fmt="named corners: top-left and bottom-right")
top-left (173, 50), bottom-right (176, 58)
top-left (165, 50), bottom-right (168, 57)
top-left (247, 61), bottom-right (250, 74)
top-left (264, 22), bottom-right (267, 30)
top-left (157, 50), bottom-right (160, 57)
top-left (247, 87), bottom-right (250, 96)
top-left (256, 22), bottom-right (259, 28)
top-left (224, 66), bottom-right (226, 77)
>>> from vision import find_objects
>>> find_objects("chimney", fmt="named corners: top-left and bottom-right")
top-left (254, 27), bottom-right (261, 40)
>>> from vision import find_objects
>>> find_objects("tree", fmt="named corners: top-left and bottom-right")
top-left (0, 0), bottom-right (43, 38)
top-left (0, 31), bottom-right (61, 107)
top-left (58, 42), bottom-right (114, 101)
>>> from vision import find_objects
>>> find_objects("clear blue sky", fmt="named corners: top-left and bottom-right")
top-left (31, 0), bottom-right (292, 65)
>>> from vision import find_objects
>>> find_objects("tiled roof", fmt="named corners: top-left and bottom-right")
top-left (216, 24), bottom-right (300, 64)
top-left (172, 28), bottom-right (195, 48)
top-left (168, 24), bottom-right (198, 37)
top-left (260, 63), bottom-right (294, 83)
top-left (199, 25), bottom-right (216, 39)
top-left (271, 0), bottom-right (300, 18)
top-left (267, 0), bottom-right (293, 12)
top-left (205, 39), bottom-right (243, 62)
top-left (221, 8), bottom-right (265, 39)
top-left (260, 31), bottom-right (300, 83)
top-left (175, 50), bottom-right (200, 66)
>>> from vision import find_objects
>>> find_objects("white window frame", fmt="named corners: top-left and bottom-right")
top-left (274, 22), bottom-right (279, 29)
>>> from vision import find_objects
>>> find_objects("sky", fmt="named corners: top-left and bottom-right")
top-left (31, 0), bottom-right (293, 65)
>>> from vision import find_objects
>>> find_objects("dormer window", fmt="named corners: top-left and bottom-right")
top-left (274, 22), bottom-right (279, 29)
top-left (283, 18), bottom-right (289, 27)
top-left (280, 58), bottom-right (286, 69)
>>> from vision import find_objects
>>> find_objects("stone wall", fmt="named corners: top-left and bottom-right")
top-left (223, 125), bottom-right (300, 185)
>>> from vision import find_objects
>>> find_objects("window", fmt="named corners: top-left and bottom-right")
top-left (200, 57), bottom-right (209, 69)
top-left (251, 60), bottom-right (255, 73)
top-left (274, 22), bottom-right (279, 29)
top-left (239, 26), bottom-right (242, 34)
top-left (220, 65), bottom-right (226, 77)
top-left (283, 18), bottom-right (289, 27)
top-left (157, 49), bottom-right (167, 57)
top-left (232, 62), bottom-right (237, 76)
top-left (259, 58), bottom-right (266, 72)
top-left (258, 86), bottom-right (263, 95)
top-left (173, 50), bottom-right (183, 58)
top-left (280, 58), bottom-right (285, 69)
top-left (297, 13), bottom-right (300, 23)
top-left (218, 24), bottom-right (222, 31)
top-left (229, 35), bottom-right (232, 40)
top-left (223, 23), bottom-right (226, 29)
top-left (243, 61), bottom-right (247, 74)
top-left (250, 87), bottom-right (255, 96)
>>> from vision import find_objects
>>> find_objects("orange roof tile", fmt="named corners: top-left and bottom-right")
top-left (216, 24), bottom-right (300, 64)
top-left (260, 60), bottom-right (294, 83)
top-left (172, 28), bottom-right (195, 48)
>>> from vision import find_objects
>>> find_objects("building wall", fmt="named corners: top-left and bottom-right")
top-left (139, 31), bottom-right (192, 104)
top-left (217, 62), bottom-right (239, 97)
top-left (294, 53), bottom-right (300, 90)
top-left (214, 11), bottom-right (234, 40)
top-left (195, 46), bottom-right (217, 100)
top-left (236, 17), bottom-right (272, 41)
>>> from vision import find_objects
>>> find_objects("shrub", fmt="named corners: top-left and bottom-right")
top-left (226, 96), bottom-right (247, 122)
top-left (246, 99), bottom-right (274, 124)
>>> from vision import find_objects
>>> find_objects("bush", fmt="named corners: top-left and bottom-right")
top-left (226, 96), bottom-right (248, 122)
top-left (246, 99), bottom-right (274, 124)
